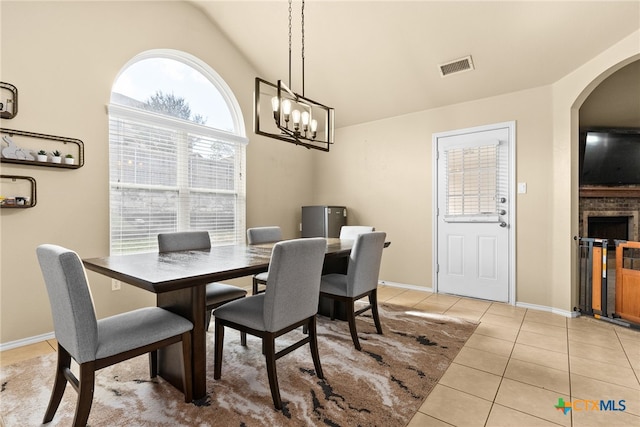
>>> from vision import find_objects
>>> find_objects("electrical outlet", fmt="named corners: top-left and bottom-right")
top-left (112, 279), bottom-right (122, 291)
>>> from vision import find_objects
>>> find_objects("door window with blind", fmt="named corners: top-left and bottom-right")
top-left (109, 50), bottom-right (248, 254)
top-left (443, 141), bottom-right (503, 222)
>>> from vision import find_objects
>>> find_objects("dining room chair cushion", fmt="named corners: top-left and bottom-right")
top-left (95, 307), bottom-right (193, 360)
top-left (212, 294), bottom-right (266, 330)
top-left (205, 283), bottom-right (248, 306)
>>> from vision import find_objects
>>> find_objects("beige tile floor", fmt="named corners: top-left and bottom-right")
top-left (2, 285), bottom-right (639, 426)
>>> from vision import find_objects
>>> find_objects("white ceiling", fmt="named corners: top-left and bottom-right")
top-left (191, 1), bottom-right (640, 128)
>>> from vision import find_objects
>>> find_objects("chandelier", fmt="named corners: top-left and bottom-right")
top-left (254, 0), bottom-right (334, 151)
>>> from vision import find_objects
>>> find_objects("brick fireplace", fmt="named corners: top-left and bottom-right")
top-left (579, 187), bottom-right (640, 242)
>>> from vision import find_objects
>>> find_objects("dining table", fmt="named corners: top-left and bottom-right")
top-left (82, 237), bottom-right (359, 400)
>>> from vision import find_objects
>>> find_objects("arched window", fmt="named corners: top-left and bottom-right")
top-left (109, 50), bottom-right (247, 254)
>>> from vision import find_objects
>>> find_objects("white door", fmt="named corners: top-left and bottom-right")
top-left (434, 122), bottom-right (515, 302)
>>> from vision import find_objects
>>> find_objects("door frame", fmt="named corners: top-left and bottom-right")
top-left (432, 121), bottom-right (517, 305)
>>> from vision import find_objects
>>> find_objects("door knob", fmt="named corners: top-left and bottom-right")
top-left (499, 222), bottom-right (508, 228)
top-left (498, 197), bottom-right (507, 203)
top-left (499, 209), bottom-right (506, 215)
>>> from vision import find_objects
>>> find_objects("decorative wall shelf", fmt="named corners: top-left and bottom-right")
top-left (0, 128), bottom-right (84, 169)
top-left (1, 175), bottom-right (36, 208)
top-left (0, 82), bottom-right (18, 119)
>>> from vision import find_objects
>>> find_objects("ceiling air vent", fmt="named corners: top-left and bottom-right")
top-left (438, 55), bottom-right (474, 77)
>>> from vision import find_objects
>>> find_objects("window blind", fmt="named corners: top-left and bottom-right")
top-left (444, 142), bottom-right (500, 219)
top-left (109, 105), bottom-right (246, 254)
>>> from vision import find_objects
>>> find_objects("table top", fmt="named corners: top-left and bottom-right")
top-left (83, 238), bottom-right (355, 293)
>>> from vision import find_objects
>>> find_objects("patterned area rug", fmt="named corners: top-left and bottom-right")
top-left (1, 303), bottom-right (476, 426)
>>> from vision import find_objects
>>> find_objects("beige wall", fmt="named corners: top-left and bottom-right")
top-left (0, 1), bottom-right (314, 344)
top-left (313, 30), bottom-right (640, 312)
top-left (312, 87), bottom-right (554, 303)
top-left (1, 1), bottom-right (638, 346)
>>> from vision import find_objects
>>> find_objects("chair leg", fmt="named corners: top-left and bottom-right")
top-left (43, 345), bottom-right (72, 424)
top-left (308, 316), bottom-right (324, 380)
top-left (149, 350), bottom-right (158, 378)
top-left (73, 362), bottom-right (96, 427)
top-left (180, 331), bottom-right (193, 403)
top-left (252, 278), bottom-right (259, 295)
top-left (213, 321), bottom-right (224, 380)
top-left (205, 309), bottom-right (213, 331)
top-left (241, 331), bottom-right (247, 346)
top-left (346, 299), bottom-right (362, 351)
top-left (264, 333), bottom-right (282, 410)
top-left (328, 299), bottom-right (336, 320)
top-left (369, 289), bottom-right (383, 335)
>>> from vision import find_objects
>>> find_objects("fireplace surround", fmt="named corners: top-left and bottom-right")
top-left (579, 188), bottom-right (640, 242)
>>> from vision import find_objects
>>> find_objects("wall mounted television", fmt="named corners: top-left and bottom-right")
top-left (580, 128), bottom-right (640, 186)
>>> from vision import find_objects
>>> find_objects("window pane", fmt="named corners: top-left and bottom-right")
top-left (110, 187), bottom-right (178, 253)
top-left (190, 192), bottom-right (237, 244)
top-left (445, 144), bottom-right (499, 217)
top-left (111, 57), bottom-right (234, 132)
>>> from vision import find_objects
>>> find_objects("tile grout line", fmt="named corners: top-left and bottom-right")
top-left (482, 302), bottom-right (528, 427)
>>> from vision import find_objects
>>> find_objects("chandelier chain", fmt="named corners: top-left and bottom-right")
top-left (301, 0), bottom-right (305, 96)
top-left (288, 0), bottom-right (292, 88)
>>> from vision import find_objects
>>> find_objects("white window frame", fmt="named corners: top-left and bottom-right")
top-left (108, 50), bottom-right (248, 254)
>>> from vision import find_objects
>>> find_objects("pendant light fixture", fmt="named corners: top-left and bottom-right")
top-left (254, 0), bottom-right (334, 151)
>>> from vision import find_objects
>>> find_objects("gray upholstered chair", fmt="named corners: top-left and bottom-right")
top-left (246, 226), bottom-right (283, 294)
top-left (157, 231), bottom-right (247, 333)
top-left (320, 231), bottom-right (387, 351)
top-left (213, 238), bottom-right (326, 410)
top-left (36, 244), bottom-right (193, 427)
top-left (339, 225), bottom-right (375, 240)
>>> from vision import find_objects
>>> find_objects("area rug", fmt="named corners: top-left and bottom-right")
top-left (0, 303), bottom-right (476, 426)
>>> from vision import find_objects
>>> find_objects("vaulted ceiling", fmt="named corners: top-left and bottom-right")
top-left (191, 1), bottom-right (640, 128)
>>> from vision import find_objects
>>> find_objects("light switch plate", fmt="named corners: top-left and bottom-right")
top-left (518, 182), bottom-right (527, 194)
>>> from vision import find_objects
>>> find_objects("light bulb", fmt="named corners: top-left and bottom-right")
top-left (292, 109), bottom-right (301, 131)
top-left (310, 119), bottom-right (318, 139)
top-left (282, 99), bottom-right (292, 115)
top-left (271, 96), bottom-right (279, 122)
top-left (282, 99), bottom-right (292, 125)
top-left (301, 111), bottom-right (310, 133)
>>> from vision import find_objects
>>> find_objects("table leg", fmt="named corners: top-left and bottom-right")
top-left (157, 285), bottom-right (207, 400)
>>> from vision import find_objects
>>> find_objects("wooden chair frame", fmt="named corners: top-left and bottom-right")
top-left (44, 332), bottom-right (192, 426)
top-left (213, 315), bottom-right (323, 410)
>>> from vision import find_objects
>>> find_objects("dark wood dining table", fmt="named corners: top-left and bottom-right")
top-left (82, 238), bottom-right (356, 400)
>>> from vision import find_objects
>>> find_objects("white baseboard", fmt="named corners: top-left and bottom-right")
top-left (379, 280), bottom-right (433, 293)
top-left (0, 331), bottom-right (54, 352)
top-left (380, 280), bottom-right (578, 318)
top-left (515, 302), bottom-right (579, 318)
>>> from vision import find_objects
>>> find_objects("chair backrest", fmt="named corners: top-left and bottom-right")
top-left (347, 232), bottom-right (387, 297)
top-left (247, 226), bottom-right (282, 245)
top-left (263, 238), bottom-right (326, 331)
top-left (36, 244), bottom-right (98, 364)
top-left (158, 231), bottom-right (211, 252)
top-left (339, 225), bottom-right (375, 240)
